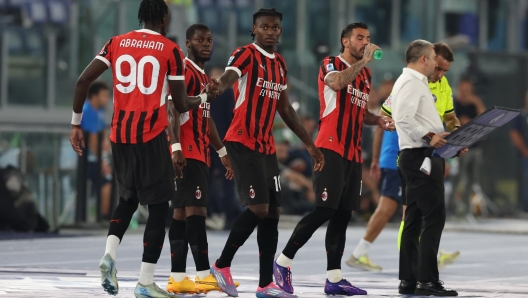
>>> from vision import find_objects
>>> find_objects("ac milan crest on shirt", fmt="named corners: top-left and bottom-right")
top-left (249, 185), bottom-right (256, 199)
top-left (322, 188), bottom-right (328, 201)
top-left (195, 186), bottom-right (202, 199)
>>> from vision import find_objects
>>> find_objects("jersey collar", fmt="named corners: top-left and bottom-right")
top-left (185, 57), bottom-right (205, 74)
top-left (252, 43), bottom-right (275, 59)
top-left (135, 29), bottom-right (161, 35)
top-left (338, 55), bottom-right (351, 67)
top-left (403, 67), bottom-right (428, 85)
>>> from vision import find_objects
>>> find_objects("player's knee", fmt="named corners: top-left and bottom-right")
top-left (376, 200), bottom-right (397, 220)
top-left (173, 208), bottom-right (186, 221)
top-left (147, 202), bottom-right (169, 229)
top-left (266, 206), bottom-right (280, 219)
top-left (314, 206), bottom-right (336, 221)
top-left (248, 204), bottom-right (269, 219)
top-left (185, 206), bottom-right (207, 217)
top-left (118, 197), bottom-right (139, 212)
top-left (332, 209), bottom-right (351, 225)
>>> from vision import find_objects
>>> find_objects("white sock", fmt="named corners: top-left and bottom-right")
top-left (276, 253), bottom-right (293, 268)
top-left (352, 238), bottom-right (371, 259)
top-left (170, 272), bottom-right (187, 282)
top-left (104, 235), bottom-right (120, 261)
top-left (138, 262), bottom-right (156, 285)
top-left (196, 269), bottom-right (210, 280)
top-left (327, 269), bottom-right (342, 283)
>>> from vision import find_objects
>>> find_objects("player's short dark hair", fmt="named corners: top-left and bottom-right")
top-left (138, 0), bottom-right (168, 27)
top-left (433, 42), bottom-right (454, 62)
top-left (340, 22), bottom-right (368, 53)
top-left (405, 39), bottom-right (434, 64)
top-left (251, 8), bottom-right (282, 40)
top-left (88, 81), bottom-right (109, 99)
top-left (186, 24), bottom-right (211, 40)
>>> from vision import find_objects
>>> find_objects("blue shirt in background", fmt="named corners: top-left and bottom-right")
top-left (379, 130), bottom-right (399, 170)
top-left (81, 101), bottom-right (106, 134)
top-left (80, 100), bottom-right (106, 162)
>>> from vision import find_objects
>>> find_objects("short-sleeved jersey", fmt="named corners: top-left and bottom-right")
top-left (178, 58), bottom-right (211, 166)
top-left (314, 55), bottom-right (372, 162)
top-left (379, 77), bottom-right (455, 169)
top-left (223, 43), bottom-right (288, 154)
top-left (96, 29), bottom-right (184, 144)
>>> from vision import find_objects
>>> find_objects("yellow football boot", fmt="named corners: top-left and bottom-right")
top-left (166, 276), bottom-right (196, 294)
top-left (195, 273), bottom-right (240, 293)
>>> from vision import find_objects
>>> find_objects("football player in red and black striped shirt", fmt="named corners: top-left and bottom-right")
top-left (69, 1), bottom-right (218, 296)
top-left (209, 8), bottom-right (324, 298)
top-left (164, 24), bottom-right (238, 294)
top-left (274, 23), bottom-right (395, 296)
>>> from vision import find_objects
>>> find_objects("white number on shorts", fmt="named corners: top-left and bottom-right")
top-left (273, 175), bottom-right (282, 192)
top-left (115, 55), bottom-right (160, 95)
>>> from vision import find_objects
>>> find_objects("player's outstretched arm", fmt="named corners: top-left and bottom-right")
top-left (209, 117), bottom-right (234, 180)
top-left (168, 80), bottom-right (205, 113)
top-left (214, 70), bottom-right (240, 95)
top-left (364, 110), bottom-right (394, 130)
top-left (444, 112), bottom-right (461, 132)
top-left (70, 59), bottom-right (108, 156)
top-left (167, 100), bottom-right (186, 178)
top-left (277, 90), bottom-right (325, 171)
top-left (324, 43), bottom-right (380, 91)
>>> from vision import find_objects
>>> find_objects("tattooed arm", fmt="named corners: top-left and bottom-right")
top-left (324, 43), bottom-right (380, 91)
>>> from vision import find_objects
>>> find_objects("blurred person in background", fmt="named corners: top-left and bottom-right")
top-left (451, 78), bottom-right (486, 215)
top-left (80, 81), bottom-right (112, 221)
top-left (276, 115), bottom-right (316, 179)
top-left (360, 79), bottom-right (395, 211)
top-left (206, 66), bottom-right (242, 230)
top-left (275, 140), bottom-right (315, 215)
top-left (509, 91), bottom-right (528, 212)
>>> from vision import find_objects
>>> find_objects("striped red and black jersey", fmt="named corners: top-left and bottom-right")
top-left (314, 55), bottom-right (372, 163)
top-left (96, 29), bottom-right (185, 144)
top-left (223, 43), bottom-right (288, 154)
top-left (178, 58), bottom-right (210, 166)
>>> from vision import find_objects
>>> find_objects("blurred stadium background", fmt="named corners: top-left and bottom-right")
top-left (1, 0), bottom-right (528, 233)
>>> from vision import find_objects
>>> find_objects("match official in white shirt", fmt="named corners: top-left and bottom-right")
top-left (392, 40), bottom-right (465, 297)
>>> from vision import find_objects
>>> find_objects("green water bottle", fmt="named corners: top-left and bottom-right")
top-left (373, 49), bottom-right (383, 60)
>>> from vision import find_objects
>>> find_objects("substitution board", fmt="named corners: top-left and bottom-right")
top-left (428, 106), bottom-right (521, 158)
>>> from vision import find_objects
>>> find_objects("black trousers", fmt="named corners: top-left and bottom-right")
top-left (398, 148), bottom-right (446, 282)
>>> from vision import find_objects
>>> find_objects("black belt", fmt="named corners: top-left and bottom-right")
top-left (399, 147), bottom-right (428, 153)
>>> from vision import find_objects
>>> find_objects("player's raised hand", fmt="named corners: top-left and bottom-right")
top-left (70, 125), bottom-right (85, 156)
top-left (379, 116), bottom-right (395, 131)
top-left (172, 151), bottom-right (187, 178)
top-left (221, 155), bottom-right (235, 180)
top-left (307, 145), bottom-right (325, 171)
top-left (430, 132), bottom-right (449, 148)
top-left (363, 43), bottom-right (381, 63)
